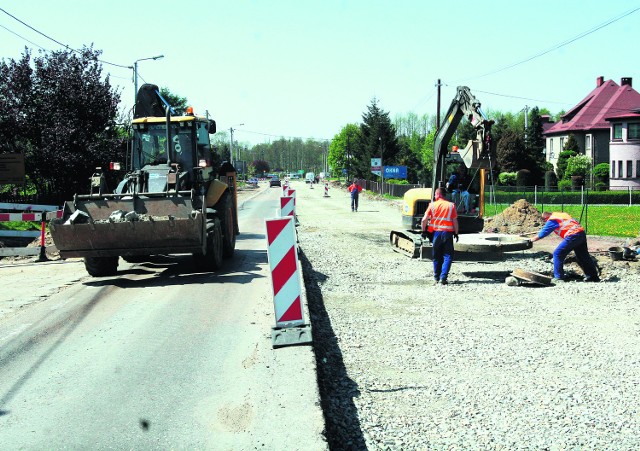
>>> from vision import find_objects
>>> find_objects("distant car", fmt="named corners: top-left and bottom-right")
top-left (247, 178), bottom-right (259, 187)
top-left (269, 176), bottom-right (281, 187)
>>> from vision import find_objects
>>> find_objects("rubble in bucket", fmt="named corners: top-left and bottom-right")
top-left (483, 199), bottom-right (544, 235)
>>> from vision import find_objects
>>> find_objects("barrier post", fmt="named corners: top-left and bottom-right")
top-left (265, 216), bottom-right (311, 348)
top-left (36, 211), bottom-right (49, 262)
top-left (323, 182), bottom-right (330, 197)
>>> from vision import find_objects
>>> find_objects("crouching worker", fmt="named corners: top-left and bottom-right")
top-left (421, 188), bottom-right (459, 285)
top-left (531, 211), bottom-right (600, 282)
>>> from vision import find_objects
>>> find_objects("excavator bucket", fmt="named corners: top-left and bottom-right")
top-left (50, 197), bottom-right (205, 258)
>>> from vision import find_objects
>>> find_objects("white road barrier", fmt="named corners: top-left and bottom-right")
top-left (0, 203), bottom-right (62, 259)
top-left (265, 215), bottom-right (311, 348)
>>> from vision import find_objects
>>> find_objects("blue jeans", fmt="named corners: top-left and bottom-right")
top-left (351, 195), bottom-right (359, 211)
top-left (432, 231), bottom-right (454, 281)
top-left (553, 232), bottom-right (598, 279)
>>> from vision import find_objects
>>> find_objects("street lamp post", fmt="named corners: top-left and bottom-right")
top-left (131, 55), bottom-right (164, 107)
top-left (229, 123), bottom-right (244, 167)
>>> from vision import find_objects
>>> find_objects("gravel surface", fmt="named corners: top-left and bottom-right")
top-left (296, 182), bottom-right (640, 450)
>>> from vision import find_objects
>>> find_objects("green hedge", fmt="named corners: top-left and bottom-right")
top-left (490, 188), bottom-right (640, 205)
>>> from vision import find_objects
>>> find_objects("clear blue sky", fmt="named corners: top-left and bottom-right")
top-left (2, 1), bottom-right (639, 146)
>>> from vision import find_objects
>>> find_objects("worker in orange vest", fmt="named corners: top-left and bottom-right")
top-left (531, 211), bottom-right (599, 282)
top-left (421, 187), bottom-right (459, 285)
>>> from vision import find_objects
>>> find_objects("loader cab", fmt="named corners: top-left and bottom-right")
top-left (131, 116), bottom-right (216, 191)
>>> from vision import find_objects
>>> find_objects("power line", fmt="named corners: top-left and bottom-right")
top-left (235, 128), bottom-right (332, 143)
top-left (452, 6), bottom-right (640, 84)
top-left (0, 6), bottom-right (131, 69)
top-left (469, 88), bottom-right (574, 106)
top-left (0, 23), bottom-right (48, 51)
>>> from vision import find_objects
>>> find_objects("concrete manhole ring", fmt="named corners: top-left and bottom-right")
top-left (510, 268), bottom-right (552, 286)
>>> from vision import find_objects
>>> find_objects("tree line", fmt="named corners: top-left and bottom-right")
top-left (2, 46), bottom-right (602, 206)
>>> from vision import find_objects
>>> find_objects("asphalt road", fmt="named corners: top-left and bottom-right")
top-left (0, 185), bottom-right (325, 450)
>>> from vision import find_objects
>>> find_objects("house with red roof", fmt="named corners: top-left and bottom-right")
top-left (543, 76), bottom-right (640, 189)
top-left (605, 109), bottom-right (640, 189)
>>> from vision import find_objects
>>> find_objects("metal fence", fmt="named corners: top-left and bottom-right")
top-left (352, 180), bottom-right (640, 206)
top-left (360, 179), bottom-right (422, 198)
top-left (487, 185), bottom-right (640, 207)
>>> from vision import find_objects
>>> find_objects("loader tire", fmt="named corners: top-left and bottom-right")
top-left (84, 256), bottom-right (119, 277)
top-left (194, 218), bottom-right (223, 271)
top-left (216, 192), bottom-right (236, 258)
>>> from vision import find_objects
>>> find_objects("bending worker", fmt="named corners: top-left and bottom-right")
top-left (531, 211), bottom-right (600, 282)
top-left (421, 187), bottom-right (459, 285)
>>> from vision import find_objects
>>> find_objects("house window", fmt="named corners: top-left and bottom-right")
top-left (618, 160), bottom-right (623, 178)
top-left (613, 123), bottom-right (623, 140)
top-left (560, 137), bottom-right (565, 150)
top-left (627, 160), bottom-right (633, 178)
top-left (585, 135), bottom-right (591, 151)
top-left (629, 123), bottom-right (640, 140)
top-left (637, 160), bottom-right (640, 177)
top-left (611, 161), bottom-right (616, 178)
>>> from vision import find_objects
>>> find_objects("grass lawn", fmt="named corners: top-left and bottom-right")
top-left (486, 204), bottom-right (640, 238)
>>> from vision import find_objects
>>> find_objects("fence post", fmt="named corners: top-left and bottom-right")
top-left (534, 185), bottom-right (538, 206)
top-left (629, 187), bottom-right (632, 207)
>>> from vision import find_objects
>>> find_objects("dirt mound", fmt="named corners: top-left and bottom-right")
top-left (483, 199), bottom-right (544, 235)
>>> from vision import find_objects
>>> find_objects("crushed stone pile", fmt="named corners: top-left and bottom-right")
top-left (483, 199), bottom-right (544, 235)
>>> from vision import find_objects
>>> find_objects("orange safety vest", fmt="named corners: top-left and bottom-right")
top-left (427, 198), bottom-right (457, 232)
top-left (549, 212), bottom-right (584, 238)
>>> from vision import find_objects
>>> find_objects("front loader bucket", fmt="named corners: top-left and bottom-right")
top-left (50, 197), bottom-right (205, 258)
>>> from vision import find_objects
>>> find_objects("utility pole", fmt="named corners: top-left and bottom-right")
top-left (523, 104), bottom-right (530, 145)
top-left (436, 79), bottom-right (442, 131)
top-left (379, 137), bottom-right (384, 195)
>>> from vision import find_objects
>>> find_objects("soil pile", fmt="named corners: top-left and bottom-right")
top-left (483, 199), bottom-right (544, 235)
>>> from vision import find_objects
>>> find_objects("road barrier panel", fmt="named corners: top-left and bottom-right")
top-left (280, 196), bottom-right (295, 217)
top-left (323, 183), bottom-right (330, 197)
top-left (0, 204), bottom-right (62, 260)
top-left (265, 215), bottom-right (311, 348)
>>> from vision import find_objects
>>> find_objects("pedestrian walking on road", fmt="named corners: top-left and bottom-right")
top-left (530, 211), bottom-right (600, 282)
top-left (421, 188), bottom-right (459, 285)
top-left (348, 179), bottom-right (362, 212)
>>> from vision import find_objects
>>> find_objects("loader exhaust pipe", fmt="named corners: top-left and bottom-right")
top-left (165, 105), bottom-right (172, 167)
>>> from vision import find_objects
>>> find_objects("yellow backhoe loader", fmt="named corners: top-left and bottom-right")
top-left (50, 84), bottom-right (238, 276)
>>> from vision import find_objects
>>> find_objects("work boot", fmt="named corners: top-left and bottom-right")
top-left (583, 275), bottom-right (600, 282)
top-left (439, 279), bottom-right (448, 285)
top-left (551, 277), bottom-right (565, 284)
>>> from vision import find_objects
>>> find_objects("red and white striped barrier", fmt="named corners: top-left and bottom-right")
top-left (266, 216), bottom-right (305, 330)
top-left (0, 204), bottom-right (62, 259)
top-left (280, 196), bottom-right (295, 217)
top-left (0, 211), bottom-right (62, 222)
top-left (287, 188), bottom-right (296, 205)
top-left (323, 183), bottom-right (330, 197)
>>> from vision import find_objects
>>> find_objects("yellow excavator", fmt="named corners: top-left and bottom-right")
top-left (50, 84), bottom-right (238, 276)
top-left (390, 86), bottom-right (529, 259)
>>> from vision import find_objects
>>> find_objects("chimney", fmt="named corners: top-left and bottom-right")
top-left (621, 77), bottom-right (632, 87)
top-left (596, 76), bottom-right (604, 87)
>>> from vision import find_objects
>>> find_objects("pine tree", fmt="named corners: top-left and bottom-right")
top-left (357, 98), bottom-right (400, 178)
